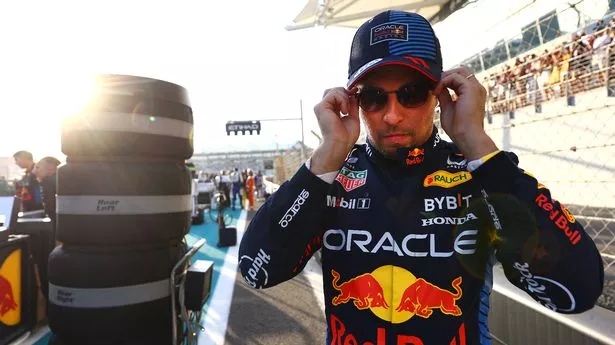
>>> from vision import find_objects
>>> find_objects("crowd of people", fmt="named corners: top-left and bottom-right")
top-left (11, 150), bottom-right (61, 223)
top-left (482, 15), bottom-right (615, 114)
top-left (204, 168), bottom-right (267, 212)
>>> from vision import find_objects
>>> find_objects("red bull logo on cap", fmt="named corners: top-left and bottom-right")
top-left (0, 249), bottom-right (21, 326)
top-left (405, 148), bottom-right (425, 166)
top-left (331, 266), bottom-right (462, 323)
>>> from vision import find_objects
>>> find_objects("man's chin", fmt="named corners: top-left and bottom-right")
top-left (376, 143), bottom-right (406, 159)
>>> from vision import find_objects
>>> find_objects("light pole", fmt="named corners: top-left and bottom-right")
top-left (258, 99), bottom-right (307, 161)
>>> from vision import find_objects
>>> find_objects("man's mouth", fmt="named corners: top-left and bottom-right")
top-left (383, 133), bottom-right (409, 144)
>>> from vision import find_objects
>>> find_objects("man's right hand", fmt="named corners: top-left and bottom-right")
top-left (309, 87), bottom-right (360, 175)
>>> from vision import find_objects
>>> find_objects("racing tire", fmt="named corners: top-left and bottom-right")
top-left (47, 244), bottom-right (184, 345)
top-left (61, 75), bottom-right (194, 160)
top-left (56, 161), bottom-right (192, 246)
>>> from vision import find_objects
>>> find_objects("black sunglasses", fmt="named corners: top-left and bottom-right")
top-left (355, 82), bottom-right (435, 112)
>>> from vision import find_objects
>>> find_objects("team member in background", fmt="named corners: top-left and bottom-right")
top-left (13, 150), bottom-right (43, 212)
top-left (239, 10), bottom-right (603, 345)
top-left (32, 156), bottom-right (61, 301)
top-left (230, 168), bottom-right (242, 210)
top-left (33, 156), bottom-right (61, 224)
top-left (246, 170), bottom-right (255, 211)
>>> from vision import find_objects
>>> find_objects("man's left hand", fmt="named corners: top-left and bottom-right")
top-left (434, 66), bottom-right (498, 161)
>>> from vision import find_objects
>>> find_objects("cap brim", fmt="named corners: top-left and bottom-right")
top-left (347, 56), bottom-right (441, 89)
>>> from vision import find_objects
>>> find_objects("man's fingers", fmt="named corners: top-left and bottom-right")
top-left (324, 88), bottom-right (352, 115)
top-left (441, 65), bottom-right (474, 79)
top-left (347, 90), bottom-right (359, 118)
top-left (435, 70), bottom-right (485, 97)
top-left (437, 86), bottom-right (454, 112)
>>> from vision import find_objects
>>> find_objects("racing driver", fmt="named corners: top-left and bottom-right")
top-left (238, 10), bottom-right (604, 345)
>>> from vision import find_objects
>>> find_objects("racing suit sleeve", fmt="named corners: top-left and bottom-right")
top-left (471, 151), bottom-right (604, 313)
top-left (238, 164), bottom-right (332, 289)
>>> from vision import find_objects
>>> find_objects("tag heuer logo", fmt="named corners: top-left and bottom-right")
top-left (335, 167), bottom-right (367, 192)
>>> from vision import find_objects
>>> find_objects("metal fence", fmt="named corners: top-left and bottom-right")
top-left (461, 28), bottom-right (615, 312)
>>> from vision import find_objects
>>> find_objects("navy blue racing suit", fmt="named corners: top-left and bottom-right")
top-left (238, 129), bottom-right (603, 345)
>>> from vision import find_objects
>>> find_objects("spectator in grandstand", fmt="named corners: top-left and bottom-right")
top-left (527, 53), bottom-right (540, 104)
top-left (595, 19), bottom-right (606, 32)
top-left (13, 150), bottom-right (43, 212)
top-left (540, 50), bottom-right (554, 100)
top-left (32, 156), bottom-right (61, 224)
top-left (559, 45), bottom-right (572, 96)
top-left (592, 27), bottom-right (611, 85)
top-left (570, 35), bottom-right (591, 93)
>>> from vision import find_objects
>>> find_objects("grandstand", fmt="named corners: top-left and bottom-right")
top-left (191, 141), bottom-right (313, 184)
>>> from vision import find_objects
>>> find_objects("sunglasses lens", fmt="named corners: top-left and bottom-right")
top-left (397, 84), bottom-right (430, 108)
top-left (358, 89), bottom-right (387, 112)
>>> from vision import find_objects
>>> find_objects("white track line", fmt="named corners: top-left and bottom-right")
top-left (11, 325), bottom-right (49, 345)
top-left (198, 209), bottom-right (247, 345)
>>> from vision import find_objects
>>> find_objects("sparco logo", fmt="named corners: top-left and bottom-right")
top-left (240, 249), bottom-right (271, 289)
top-left (326, 196), bottom-right (371, 210)
top-left (279, 189), bottom-right (309, 228)
top-left (323, 229), bottom-right (478, 257)
top-left (421, 213), bottom-right (477, 227)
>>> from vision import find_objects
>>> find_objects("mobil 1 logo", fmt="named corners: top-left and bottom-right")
top-left (326, 195), bottom-right (371, 210)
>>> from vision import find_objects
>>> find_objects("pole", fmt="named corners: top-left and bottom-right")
top-left (300, 99), bottom-right (305, 161)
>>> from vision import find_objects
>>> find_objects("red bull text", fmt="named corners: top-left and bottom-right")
top-left (330, 314), bottom-right (468, 345)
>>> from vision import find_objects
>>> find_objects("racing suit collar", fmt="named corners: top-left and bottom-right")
top-left (365, 126), bottom-right (442, 169)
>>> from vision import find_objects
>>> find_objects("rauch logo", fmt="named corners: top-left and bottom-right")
top-left (423, 170), bottom-right (472, 188)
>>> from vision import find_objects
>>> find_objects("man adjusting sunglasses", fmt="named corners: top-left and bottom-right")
top-left (240, 10), bottom-right (603, 345)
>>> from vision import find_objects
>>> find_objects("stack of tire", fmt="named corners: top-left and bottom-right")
top-left (48, 75), bottom-right (194, 345)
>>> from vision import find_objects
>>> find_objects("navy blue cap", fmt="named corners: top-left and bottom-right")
top-left (347, 10), bottom-right (443, 88)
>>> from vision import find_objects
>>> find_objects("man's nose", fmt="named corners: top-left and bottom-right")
top-left (382, 93), bottom-right (404, 125)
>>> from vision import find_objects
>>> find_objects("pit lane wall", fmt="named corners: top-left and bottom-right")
top-left (489, 266), bottom-right (615, 345)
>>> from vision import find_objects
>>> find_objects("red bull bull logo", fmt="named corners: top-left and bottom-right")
top-left (331, 266), bottom-right (462, 324)
top-left (0, 275), bottom-right (17, 316)
top-left (395, 276), bottom-right (462, 318)
top-left (405, 148), bottom-right (425, 166)
top-left (0, 249), bottom-right (21, 326)
top-left (331, 270), bottom-right (389, 310)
